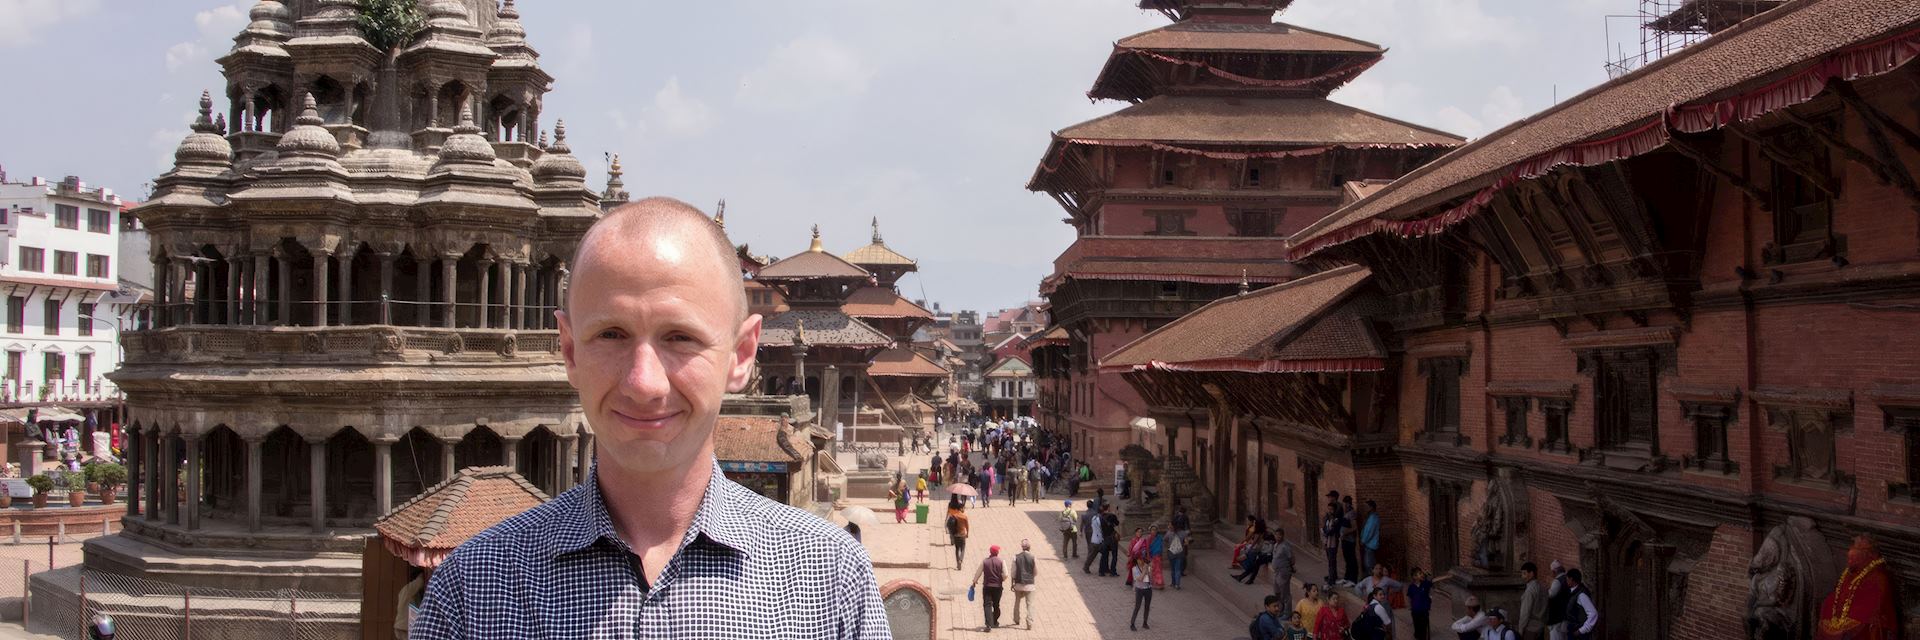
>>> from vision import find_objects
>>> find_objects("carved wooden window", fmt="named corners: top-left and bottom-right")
top-left (1681, 402), bottom-right (1737, 474)
top-left (1147, 209), bottom-right (1195, 236)
top-left (1157, 281), bottom-right (1181, 299)
top-left (1498, 396), bottom-right (1532, 447)
top-left (1244, 164), bottom-right (1264, 187)
top-left (1419, 357), bottom-right (1467, 445)
top-left (1540, 398), bottom-right (1573, 453)
top-left (1766, 125), bottom-right (1839, 265)
top-left (1769, 407), bottom-right (1848, 486)
top-left (1884, 408), bottom-right (1919, 501)
top-left (1591, 350), bottom-right (1659, 450)
top-left (1231, 209), bottom-right (1278, 237)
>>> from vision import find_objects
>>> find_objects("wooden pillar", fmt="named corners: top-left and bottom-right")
top-left (441, 257), bottom-right (459, 329)
top-left (312, 253), bottom-right (331, 327)
top-left (183, 433), bottom-right (202, 530)
top-left (308, 436), bottom-right (328, 533)
top-left (373, 437), bottom-right (395, 515)
top-left (245, 436), bottom-right (264, 533)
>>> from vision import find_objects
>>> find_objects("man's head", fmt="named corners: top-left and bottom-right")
top-left (559, 198), bottom-right (759, 479)
top-left (1064, 499), bottom-right (1073, 508)
top-left (1373, 563), bottom-right (1387, 578)
top-left (1326, 490), bottom-right (1339, 501)
top-left (1551, 559), bottom-right (1565, 575)
top-left (1486, 608), bottom-right (1507, 627)
top-left (1521, 561), bottom-right (1537, 580)
top-left (1565, 568), bottom-right (1583, 586)
top-left (1465, 595), bottom-right (1481, 612)
top-left (989, 545), bottom-right (1001, 556)
top-left (1264, 594), bottom-right (1282, 614)
top-left (1020, 539), bottom-right (1030, 551)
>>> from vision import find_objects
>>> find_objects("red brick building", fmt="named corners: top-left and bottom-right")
top-left (1026, 0), bottom-right (1460, 473)
top-left (1107, 0), bottom-right (1920, 637)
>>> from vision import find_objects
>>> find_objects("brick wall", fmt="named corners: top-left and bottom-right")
top-left (1671, 524), bottom-right (1755, 640)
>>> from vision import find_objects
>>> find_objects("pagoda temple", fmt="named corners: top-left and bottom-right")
top-left (843, 219), bottom-right (947, 429)
top-left (1105, 0), bottom-right (1920, 636)
top-left (752, 227), bottom-right (892, 437)
top-left (1025, 0), bottom-right (1462, 472)
top-left (38, 2), bottom-right (605, 632)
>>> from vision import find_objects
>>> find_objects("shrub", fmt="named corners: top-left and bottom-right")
top-left (88, 463), bottom-right (127, 489)
top-left (25, 475), bottom-right (53, 495)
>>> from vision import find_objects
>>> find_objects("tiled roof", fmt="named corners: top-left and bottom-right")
top-left (759, 309), bottom-right (892, 347)
top-left (1288, 0), bottom-right (1920, 256)
top-left (843, 242), bottom-right (917, 267)
top-left (1101, 264), bottom-right (1380, 371)
top-left (714, 415), bottom-right (806, 464)
top-left (842, 287), bottom-right (934, 319)
top-left (375, 466), bottom-right (550, 568)
top-left (756, 250), bottom-right (871, 280)
top-left (1045, 258), bottom-right (1299, 293)
top-left (1057, 96), bottom-right (1463, 147)
top-left (984, 356), bottom-right (1032, 377)
top-left (1341, 179), bottom-right (1394, 205)
top-left (1116, 20), bottom-right (1381, 54)
top-left (868, 347), bottom-right (951, 378)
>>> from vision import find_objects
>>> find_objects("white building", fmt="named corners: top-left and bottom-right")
top-left (981, 356), bottom-right (1036, 418)
top-left (0, 173), bottom-right (145, 407)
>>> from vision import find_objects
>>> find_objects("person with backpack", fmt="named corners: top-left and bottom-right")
top-left (1166, 523), bottom-right (1188, 590)
top-left (946, 494), bottom-right (970, 569)
top-left (1482, 609), bottom-right (1520, 640)
top-left (1057, 500), bottom-right (1080, 559)
top-left (1350, 587), bottom-right (1393, 640)
top-left (1251, 595), bottom-right (1287, 640)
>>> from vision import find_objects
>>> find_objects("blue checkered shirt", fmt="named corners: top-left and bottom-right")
top-left (409, 460), bottom-right (890, 639)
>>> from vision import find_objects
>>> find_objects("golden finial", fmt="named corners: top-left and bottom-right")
top-left (794, 319), bottom-right (808, 344)
top-left (714, 199), bottom-right (727, 229)
top-left (808, 224), bottom-right (824, 253)
top-left (871, 216), bottom-right (883, 244)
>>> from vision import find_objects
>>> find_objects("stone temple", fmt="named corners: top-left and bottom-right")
top-left (50, 0), bottom-right (603, 603)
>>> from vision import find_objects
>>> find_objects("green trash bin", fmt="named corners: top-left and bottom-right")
top-left (915, 504), bottom-right (930, 524)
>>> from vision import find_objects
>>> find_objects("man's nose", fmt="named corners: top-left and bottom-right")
top-left (620, 341), bottom-right (672, 400)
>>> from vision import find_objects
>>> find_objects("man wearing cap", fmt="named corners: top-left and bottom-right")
top-left (1452, 595), bottom-right (1490, 640)
top-left (969, 544), bottom-right (1007, 631)
top-left (1483, 609), bottom-right (1519, 640)
top-left (1544, 561), bottom-right (1570, 640)
top-left (1009, 540), bottom-right (1038, 629)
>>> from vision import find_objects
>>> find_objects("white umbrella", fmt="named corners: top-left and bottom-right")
top-left (839, 505), bottom-right (880, 529)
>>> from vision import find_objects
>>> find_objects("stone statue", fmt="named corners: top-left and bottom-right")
top-left (1471, 472), bottom-right (1524, 572)
top-left (1745, 516), bottom-right (1836, 640)
top-left (856, 450), bottom-right (889, 471)
top-left (1815, 535), bottom-right (1901, 640)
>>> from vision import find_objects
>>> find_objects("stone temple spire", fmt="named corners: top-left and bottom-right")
top-left (173, 90), bottom-right (233, 170)
top-left (601, 153), bottom-right (631, 208)
top-left (809, 224), bottom-right (825, 253)
top-left (436, 105), bottom-right (497, 167)
top-left (487, 0), bottom-right (540, 63)
top-left (276, 93), bottom-right (341, 159)
top-left (531, 120), bottom-right (587, 185)
top-left (871, 216), bottom-right (884, 244)
top-left (714, 199), bottom-right (727, 230)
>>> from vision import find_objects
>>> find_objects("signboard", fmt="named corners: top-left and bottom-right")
top-left (1, 479), bottom-right (32, 499)
top-left (719, 461), bottom-right (788, 474)
top-left (881, 580), bottom-right (934, 640)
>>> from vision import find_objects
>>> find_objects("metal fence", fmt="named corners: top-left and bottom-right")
top-left (21, 565), bottom-right (358, 640)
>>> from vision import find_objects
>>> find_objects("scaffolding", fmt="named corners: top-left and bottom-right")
top-left (1604, 0), bottom-right (1785, 78)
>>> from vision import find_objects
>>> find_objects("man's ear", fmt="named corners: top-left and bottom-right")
top-left (556, 310), bottom-right (576, 369)
top-left (727, 314), bottom-right (762, 392)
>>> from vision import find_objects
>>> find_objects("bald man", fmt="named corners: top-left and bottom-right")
top-left (413, 198), bottom-right (890, 639)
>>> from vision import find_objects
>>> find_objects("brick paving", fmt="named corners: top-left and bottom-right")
top-left (862, 450), bottom-right (1249, 639)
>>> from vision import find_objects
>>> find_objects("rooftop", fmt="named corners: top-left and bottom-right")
top-left (714, 415), bottom-right (808, 464)
top-left (1100, 264), bottom-right (1382, 372)
top-left (842, 287), bottom-right (934, 319)
top-left (374, 465), bottom-right (549, 569)
top-left (866, 347), bottom-right (952, 378)
top-left (758, 309), bottom-right (892, 348)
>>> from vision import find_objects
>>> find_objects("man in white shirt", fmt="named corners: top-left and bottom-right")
top-left (1452, 595), bottom-right (1490, 639)
top-left (1483, 608), bottom-right (1518, 640)
top-left (1562, 569), bottom-right (1599, 640)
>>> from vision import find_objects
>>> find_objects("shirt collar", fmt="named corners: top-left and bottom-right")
top-left (554, 458), bottom-right (755, 559)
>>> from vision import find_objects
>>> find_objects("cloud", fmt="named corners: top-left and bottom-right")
top-left (651, 77), bottom-right (716, 136)
top-left (165, 3), bottom-right (249, 74)
top-left (1478, 85), bottom-right (1529, 129)
top-left (0, 0), bottom-right (101, 46)
top-left (166, 42), bottom-right (206, 72)
top-left (1430, 106), bottom-right (1484, 139)
top-left (736, 35), bottom-right (875, 112)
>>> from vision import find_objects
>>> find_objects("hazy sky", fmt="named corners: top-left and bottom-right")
top-left (0, 0), bottom-right (1631, 315)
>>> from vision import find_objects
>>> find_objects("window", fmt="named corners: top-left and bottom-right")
top-left (1419, 357), bottom-right (1467, 444)
top-left (1765, 125), bottom-right (1839, 265)
top-left (18, 247), bottom-right (43, 272)
top-left (42, 352), bottom-right (63, 385)
top-left (77, 303), bottom-right (94, 337)
top-left (1541, 399), bottom-right (1573, 453)
top-left (1232, 209), bottom-right (1277, 237)
top-left (4, 352), bottom-right (18, 381)
top-left (1498, 396), bottom-right (1532, 447)
top-left (86, 255), bottom-right (109, 278)
top-left (1890, 408), bottom-right (1920, 501)
top-left (5, 297), bottom-right (20, 333)
top-left (1244, 164), bottom-right (1264, 187)
top-left (1682, 402), bottom-right (1737, 474)
top-left (54, 204), bottom-right (78, 229)
top-left (86, 208), bottom-right (111, 233)
top-left (1769, 407), bottom-right (1844, 486)
top-left (53, 251), bottom-right (76, 276)
top-left (75, 353), bottom-right (91, 384)
top-left (1157, 281), bottom-right (1181, 300)
top-left (43, 299), bottom-right (60, 335)
top-left (1147, 209), bottom-right (1194, 236)
top-left (1590, 349), bottom-right (1659, 450)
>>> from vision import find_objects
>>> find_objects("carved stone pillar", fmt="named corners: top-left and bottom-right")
top-left (245, 435), bottom-right (264, 532)
top-left (373, 436), bottom-right (395, 515)
top-left (312, 253), bottom-right (331, 327)
top-left (308, 435), bottom-right (328, 533)
top-left (183, 433), bottom-right (202, 530)
top-left (510, 262), bottom-right (526, 330)
top-left (124, 425), bottom-right (142, 518)
top-left (476, 258), bottom-right (493, 329)
top-left (152, 258), bottom-right (169, 327)
top-left (502, 433), bottom-right (522, 470)
top-left (251, 253), bottom-right (269, 325)
top-left (377, 252), bottom-right (395, 325)
top-left (337, 246), bottom-right (355, 325)
top-left (144, 429), bottom-right (160, 521)
top-left (414, 256), bottom-right (432, 327)
top-left (439, 434), bottom-right (461, 481)
top-left (225, 257), bottom-right (242, 325)
top-left (276, 251), bottom-right (292, 325)
top-left (169, 258), bottom-right (189, 326)
top-left (558, 432), bottom-right (579, 492)
top-left (164, 433), bottom-right (180, 525)
top-left (441, 257), bottom-right (459, 329)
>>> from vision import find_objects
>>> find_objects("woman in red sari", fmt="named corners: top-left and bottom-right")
top-left (1313, 587), bottom-right (1350, 640)
top-left (1229, 515), bottom-right (1266, 569)
top-left (1124, 528), bottom-right (1149, 586)
top-left (1147, 524), bottom-right (1168, 589)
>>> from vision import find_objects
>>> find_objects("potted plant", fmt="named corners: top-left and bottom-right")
top-left (26, 475), bottom-right (52, 509)
top-left (89, 463), bottom-right (125, 506)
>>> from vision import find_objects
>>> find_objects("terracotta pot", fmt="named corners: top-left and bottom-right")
top-left (86, 482), bottom-right (100, 494)
top-left (31, 494), bottom-right (46, 509)
top-left (100, 489), bottom-right (116, 505)
top-left (0, 493), bottom-right (11, 509)
top-left (67, 491), bottom-right (85, 507)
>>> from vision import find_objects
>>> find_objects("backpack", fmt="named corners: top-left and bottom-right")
top-left (1248, 611), bottom-right (1277, 640)
top-left (1348, 604), bottom-right (1384, 640)
top-left (946, 516), bottom-right (960, 536)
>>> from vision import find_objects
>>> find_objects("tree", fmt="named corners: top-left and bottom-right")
top-left (357, 0), bottom-right (425, 53)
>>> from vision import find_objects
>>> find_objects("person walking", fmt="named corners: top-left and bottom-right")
top-left (1340, 496), bottom-right (1361, 584)
top-left (946, 495), bottom-right (970, 569)
top-left (1129, 558), bottom-right (1154, 631)
top-left (1166, 522), bottom-right (1188, 590)
top-left (1057, 500), bottom-right (1080, 559)
top-left (969, 545), bottom-right (1007, 631)
top-left (1270, 528), bottom-right (1296, 604)
top-left (1097, 503), bottom-right (1121, 577)
top-left (1409, 567), bottom-right (1437, 640)
top-left (1359, 499), bottom-right (1382, 573)
top-left (1081, 503), bottom-right (1104, 574)
top-left (1124, 527), bottom-right (1148, 586)
top-left (1517, 562), bottom-right (1547, 640)
top-left (1561, 569), bottom-right (1598, 640)
top-left (1010, 540), bottom-right (1038, 630)
top-left (980, 463), bottom-right (996, 508)
top-left (1147, 525), bottom-right (1168, 589)
top-left (892, 485), bottom-right (910, 524)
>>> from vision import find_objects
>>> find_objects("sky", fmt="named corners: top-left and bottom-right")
top-left (0, 0), bottom-right (1634, 316)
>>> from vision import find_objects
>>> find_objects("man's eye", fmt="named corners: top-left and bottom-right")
top-left (597, 329), bottom-right (626, 340)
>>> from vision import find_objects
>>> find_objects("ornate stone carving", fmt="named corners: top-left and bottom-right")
top-left (244, 332), bottom-right (265, 353)
top-left (445, 333), bottom-right (464, 354)
top-left (498, 333), bottom-right (518, 357)
top-left (856, 451), bottom-right (888, 471)
top-left (1744, 516), bottom-right (1837, 640)
top-left (1470, 468), bottom-right (1531, 572)
top-left (374, 328), bottom-right (404, 355)
top-left (301, 333), bottom-right (324, 354)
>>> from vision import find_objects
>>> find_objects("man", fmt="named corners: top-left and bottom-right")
top-left (1359, 499), bottom-right (1382, 573)
top-left (411, 199), bottom-right (886, 638)
top-left (1452, 595), bottom-right (1490, 640)
top-left (1562, 569), bottom-right (1598, 640)
top-left (1097, 503), bottom-right (1122, 577)
top-left (1517, 562), bottom-right (1547, 640)
top-left (1409, 567), bottom-right (1436, 640)
top-left (970, 545), bottom-right (1007, 631)
top-left (1320, 494), bottom-right (1345, 585)
top-left (1009, 540), bottom-right (1037, 629)
top-left (1484, 609), bottom-right (1519, 640)
top-left (1545, 560), bottom-right (1569, 640)
top-left (1081, 501), bottom-right (1102, 574)
top-left (1057, 500), bottom-right (1080, 559)
top-left (1252, 595), bottom-right (1287, 640)
top-left (1270, 528), bottom-right (1296, 606)
top-left (1340, 495), bottom-right (1361, 584)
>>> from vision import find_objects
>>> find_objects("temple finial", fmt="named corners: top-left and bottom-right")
top-left (808, 224), bottom-right (823, 253)
top-left (714, 199), bottom-right (727, 229)
top-left (871, 217), bottom-right (883, 244)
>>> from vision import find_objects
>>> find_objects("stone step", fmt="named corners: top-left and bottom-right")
top-left (80, 534), bottom-right (364, 594)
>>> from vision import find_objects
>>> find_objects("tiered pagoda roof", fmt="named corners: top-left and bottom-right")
top-left (866, 347), bottom-right (952, 378)
top-left (757, 227), bottom-right (873, 281)
top-left (842, 287), bottom-right (934, 320)
top-left (843, 218), bottom-right (917, 268)
top-left (758, 309), bottom-right (891, 349)
top-left (1101, 264), bottom-right (1383, 373)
